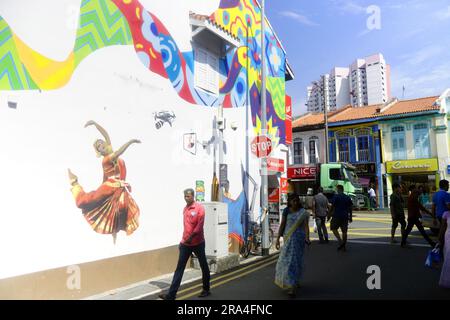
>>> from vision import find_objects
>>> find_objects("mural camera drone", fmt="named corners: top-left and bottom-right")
top-left (154, 110), bottom-right (176, 129)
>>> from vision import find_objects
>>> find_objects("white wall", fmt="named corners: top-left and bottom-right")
top-left (0, 0), bottom-right (270, 279)
top-left (291, 129), bottom-right (325, 164)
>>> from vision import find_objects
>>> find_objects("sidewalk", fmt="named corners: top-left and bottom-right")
top-left (86, 210), bottom-right (387, 300)
top-left (85, 249), bottom-right (278, 300)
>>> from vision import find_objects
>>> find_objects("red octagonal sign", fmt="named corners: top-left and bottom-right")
top-left (251, 135), bottom-right (272, 158)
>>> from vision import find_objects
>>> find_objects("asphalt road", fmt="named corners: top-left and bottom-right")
top-left (175, 212), bottom-right (450, 300)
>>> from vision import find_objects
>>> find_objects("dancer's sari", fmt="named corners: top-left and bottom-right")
top-left (275, 208), bottom-right (309, 289)
top-left (71, 155), bottom-right (140, 235)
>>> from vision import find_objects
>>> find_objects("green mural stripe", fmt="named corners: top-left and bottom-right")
top-left (74, 0), bottom-right (132, 67)
top-left (0, 52), bottom-right (24, 89)
top-left (0, 19), bottom-right (35, 90)
top-left (267, 77), bottom-right (286, 120)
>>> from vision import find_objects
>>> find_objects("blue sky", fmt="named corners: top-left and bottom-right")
top-left (265, 0), bottom-right (450, 116)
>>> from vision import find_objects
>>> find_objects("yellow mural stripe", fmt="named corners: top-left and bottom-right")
top-left (149, 47), bottom-right (157, 59)
top-left (136, 7), bottom-right (141, 20)
top-left (136, 44), bottom-right (143, 49)
top-left (13, 34), bottom-right (74, 90)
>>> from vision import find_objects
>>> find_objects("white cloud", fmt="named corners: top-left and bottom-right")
top-left (279, 11), bottom-right (319, 26)
top-left (436, 6), bottom-right (450, 20)
top-left (331, 0), bottom-right (366, 15)
top-left (391, 60), bottom-right (450, 99)
top-left (400, 46), bottom-right (444, 66)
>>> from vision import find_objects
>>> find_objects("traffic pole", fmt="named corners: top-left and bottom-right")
top-left (260, 0), bottom-right (270, 257)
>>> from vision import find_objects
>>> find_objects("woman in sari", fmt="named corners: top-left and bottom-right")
top-left (275, 193), bottom-right (311, 297)
top-left (438, 210), bottom-right (449, 288)
top-left (68, 120), bottom-right (141, 243)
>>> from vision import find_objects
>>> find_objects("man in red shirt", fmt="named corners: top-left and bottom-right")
top-left (401, 185), bottom-right (437, 248)
top-left (159, 189), bottom-right (210, 300)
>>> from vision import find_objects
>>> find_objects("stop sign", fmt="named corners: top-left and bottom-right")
top-left (251, 135), bottom-right (272, 158)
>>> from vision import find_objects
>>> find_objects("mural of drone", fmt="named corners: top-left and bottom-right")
top-left (154, 110), bottom-right (176, 129)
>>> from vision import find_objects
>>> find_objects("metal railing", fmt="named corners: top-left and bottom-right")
top-left (339, 150), bottom-right (349, 162)
top-left (358, 149), bottom-right (370, 162)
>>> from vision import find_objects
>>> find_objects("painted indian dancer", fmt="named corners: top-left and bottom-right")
top-left (68, 121), bottom-right (141, 243)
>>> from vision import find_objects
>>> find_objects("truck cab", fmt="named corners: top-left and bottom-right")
top-left (321, 163), bottom-right (365, 208)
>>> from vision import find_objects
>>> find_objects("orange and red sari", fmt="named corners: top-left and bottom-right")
top-left (71, 155), bottom-right (140, 235)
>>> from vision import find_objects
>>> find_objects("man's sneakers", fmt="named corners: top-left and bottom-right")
top-left (337, 243), bottom-right (347, 251)
top-left (198, 290), bottom-right (211, 298)
top-left (158, 293), bottom-right (175, 300)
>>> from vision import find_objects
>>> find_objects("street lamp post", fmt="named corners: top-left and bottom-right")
top-left (323, 77), bottom-right (329, 164)
top-left (260, 0), bottom-right (270, 256)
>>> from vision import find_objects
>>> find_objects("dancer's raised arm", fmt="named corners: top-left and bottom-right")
top-left (111, 139), bottom-right (141, 161)
top-left (85, 120), bottom-right (111, 145)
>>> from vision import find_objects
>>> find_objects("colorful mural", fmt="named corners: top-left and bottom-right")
top-left (68, 121), bottom-right (141, 243)
top-left (0, 0), bottom-right (287, 145)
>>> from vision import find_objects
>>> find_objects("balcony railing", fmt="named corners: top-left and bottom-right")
top-left (339, 151), bottom-right (349, 162)
top-left (358, 149), bottom-right (370, 162)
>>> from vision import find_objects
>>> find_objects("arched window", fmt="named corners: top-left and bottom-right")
top-left (293, 138), bottom-right (304, 164)
top-left (391, 126), bottom-right (406, 160)
top-left (413, 123), bottom-right (430, 158)
top-left (335, 131), bottom-right (350, 162)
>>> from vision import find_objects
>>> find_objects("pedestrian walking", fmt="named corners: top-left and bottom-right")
top-left (328, 185), bottom-right (353, 251)
top-left (437, 210), bottom-right (450, 288)
top-left (390, 183), bottom-right (406, 244)
top-left (432, 179), bottom-right (450, 225)
top-left (401, 185), bottom-right (437, 248)
top-left (313, 187), bottom-right (330, 243)
top-left (275, 193), bottom-right (310, 298)
top-left (159, 189), bottom-right (210, 300)
top-left (368, 183), bottom-right (377, 211)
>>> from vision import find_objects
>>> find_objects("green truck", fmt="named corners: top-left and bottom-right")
top-left (287, 162), bottom-right (366, 208)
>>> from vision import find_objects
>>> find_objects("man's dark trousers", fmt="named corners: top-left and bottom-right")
top-left (167, 242), bottom-right (210, 299)
top-left (401, 218), bottom-right (436, 247)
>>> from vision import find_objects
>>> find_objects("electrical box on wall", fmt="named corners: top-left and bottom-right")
top-left (203, 202), bottom-right (228, 258)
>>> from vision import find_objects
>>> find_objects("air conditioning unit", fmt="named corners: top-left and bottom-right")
top-left (203, 202), bottom-right (228, 258)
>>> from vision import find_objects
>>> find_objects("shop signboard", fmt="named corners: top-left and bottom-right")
top-left (268, 188), bottom-right (280, 203)
top-left (280, 177), bottom-right (289, 194)
top-left (354, 163), bottom-right (376, 175)
top-left (386, 158), bottom-right (438, 174)
top-left (267, 157), bottom-right (285, 173)
top-left (285, 95), bottom-right (292, 145)
top-left (287, 165), bottom-right (317, 180)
